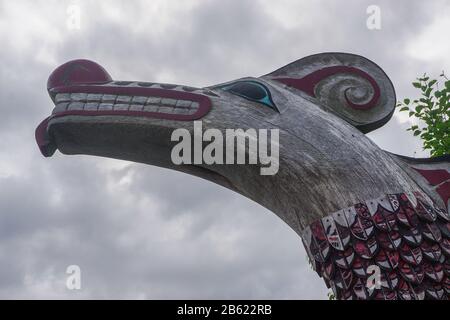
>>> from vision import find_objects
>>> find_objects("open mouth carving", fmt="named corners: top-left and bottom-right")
top-left (36, 59), bottom-right (213, 157)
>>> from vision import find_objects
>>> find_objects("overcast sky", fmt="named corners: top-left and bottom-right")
top-left (0, 0), bottom-right (449, 299)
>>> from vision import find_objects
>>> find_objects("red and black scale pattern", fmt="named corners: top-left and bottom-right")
top-left (301, 191), bottom-right (450, 300)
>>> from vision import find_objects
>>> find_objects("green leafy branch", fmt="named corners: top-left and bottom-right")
top-left (396, 72), bottom-right (450, 157)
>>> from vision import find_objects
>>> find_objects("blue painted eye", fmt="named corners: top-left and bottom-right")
top-left (220, 81), bottom-right (277, 110)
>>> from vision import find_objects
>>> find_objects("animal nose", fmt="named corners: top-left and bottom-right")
top-left (47, 59), bottom-right (112, 91)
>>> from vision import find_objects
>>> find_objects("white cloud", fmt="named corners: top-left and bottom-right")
top-left (405, 7), bottom-right (450, 64)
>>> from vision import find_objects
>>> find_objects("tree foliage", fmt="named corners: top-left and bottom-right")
top-left (396, 72), bottom-right (450, 157)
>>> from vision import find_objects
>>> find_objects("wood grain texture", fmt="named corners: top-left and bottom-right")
top-left (39, 53), bottom-right (450, 299)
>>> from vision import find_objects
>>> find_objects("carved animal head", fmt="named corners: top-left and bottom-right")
top-left (34, 52), bottom-right (440, 233)
top-left (36, 52), bottom-right (450, 300)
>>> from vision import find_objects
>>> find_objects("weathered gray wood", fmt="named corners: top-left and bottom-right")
top-left (36, 53), bottom-right (450, 300)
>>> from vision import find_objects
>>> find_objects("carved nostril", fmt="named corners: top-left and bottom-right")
top-left (47, 59), bottom-right (112, 91)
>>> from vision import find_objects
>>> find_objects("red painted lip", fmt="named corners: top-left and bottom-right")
top-left (36, 84), bottom-right (212, 157)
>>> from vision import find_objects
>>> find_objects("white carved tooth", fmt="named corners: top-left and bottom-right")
top-left (102, 94), bottom-right (116, 102)
top-left (67, 102), bottom-right (84, 110)
top-left (55, 93), bottom-right (71, 102)
top-left (132, 96), bottom-right (147, 104)
top-left (113, 104), bottom-right (129, 111)
top-left (116, 95), bottom-right (132, 103)
top-left (84, 102), bottom-right (99, 111)
top-left (172, 107), bottom-right (190, 115)
top-left (129, 104), bottom-right (144, 111)
top-left (191, 102), bottom-right (199, 109)
top-left (98, 103), bottom-right (113, 111)
top-left (158, 106), bottom-right (173, 113)
top-left (176, 100), bottom-right (192, 108)
top-left (87, 94), bottom-right (102, 101)
top-left (144, 105), bottom-right (159, 112)
top-left (52, 102), bottom-right (69, 114)
top-left (161, 98), bottom-right (176, 106)
top-left (147, 97), bottom-right (161, 105)
top-left (71, 93), bottom-right (87, 101)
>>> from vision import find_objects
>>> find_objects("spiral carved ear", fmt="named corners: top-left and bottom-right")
top-left (264, 52), bottom-right (396, 133)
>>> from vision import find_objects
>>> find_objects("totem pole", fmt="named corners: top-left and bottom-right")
top-left (36, 53), bottom-right (450, 299)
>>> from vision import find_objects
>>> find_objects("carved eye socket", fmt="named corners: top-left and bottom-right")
top-left (220, 81), bottom-right (277, 110)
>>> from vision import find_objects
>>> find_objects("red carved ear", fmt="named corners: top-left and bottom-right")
top-left (264, 52), bottom-right (396, 133)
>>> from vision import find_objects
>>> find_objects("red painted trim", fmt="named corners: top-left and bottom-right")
top-left (35, 117), bottom-right (52, 156)
top-left (436, 181), bottom-right (450, 207)
top-left (413, 167), bottom-right (450, 186)
top-left (273, 66), bottom-right (381, 110)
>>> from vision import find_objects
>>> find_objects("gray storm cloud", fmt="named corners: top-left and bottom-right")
top-left (0, 0), bottom-right (448, 298)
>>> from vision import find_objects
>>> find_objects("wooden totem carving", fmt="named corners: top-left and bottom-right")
top-left (36, 53), bottom-right (450, 299)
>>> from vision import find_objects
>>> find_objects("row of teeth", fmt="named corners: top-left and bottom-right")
top-left (52, 93), bottom-right (199, 115)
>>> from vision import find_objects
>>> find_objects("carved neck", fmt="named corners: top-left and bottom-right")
top-left (277, 152), bottom-right (421, 231)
